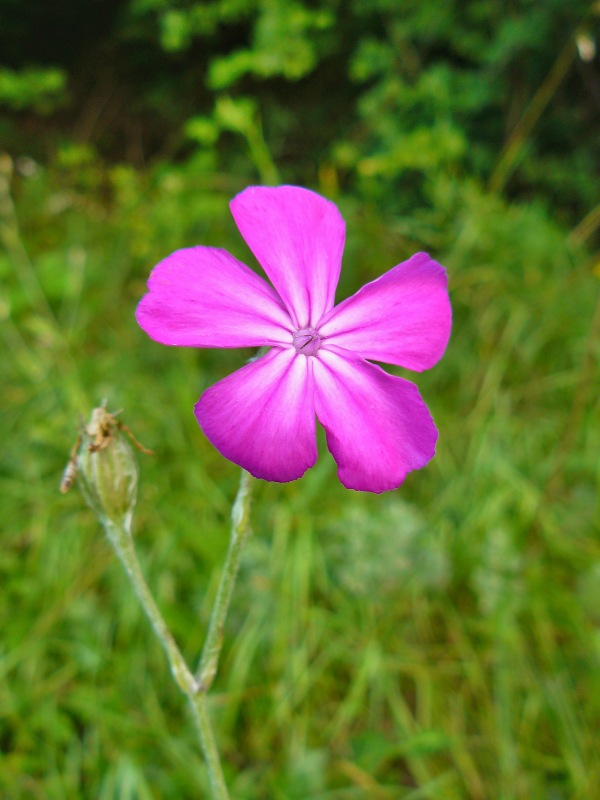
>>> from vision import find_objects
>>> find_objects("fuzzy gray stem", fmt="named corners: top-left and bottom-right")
top-left (196, 470), bottom-right (254, 690)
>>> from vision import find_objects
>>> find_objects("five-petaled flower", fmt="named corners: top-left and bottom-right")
top-left (136, 186), bottom-right (451, 493)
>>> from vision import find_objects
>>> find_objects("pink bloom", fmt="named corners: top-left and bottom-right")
top-left (136, 186), bottom-right (451, 493)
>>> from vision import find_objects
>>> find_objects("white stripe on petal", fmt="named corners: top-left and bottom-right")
top-left (136, 246), bottom-right (292, 348)
top-left (314, 345), bottom-right (438, 493)
top-left (195, 347), bottom-right (317, 482)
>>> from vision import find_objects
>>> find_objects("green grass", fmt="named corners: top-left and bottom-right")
top-left (1, 153), bottom-right (599, 799)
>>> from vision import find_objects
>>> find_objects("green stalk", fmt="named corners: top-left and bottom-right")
top-left (103, 517), bottom-right (230, 800)
top-left (196, 470), bottom-right (254, 689)
top-left (103, 519), bottom-right (195, 693)
top-left (76, 415), bottom-right (254, 799)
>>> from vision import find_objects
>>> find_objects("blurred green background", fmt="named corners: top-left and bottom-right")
top-left (1, 0), bottom-right (599, 797)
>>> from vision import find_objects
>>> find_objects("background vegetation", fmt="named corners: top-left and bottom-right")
top-left (1, 0), bottom-right (599, 797)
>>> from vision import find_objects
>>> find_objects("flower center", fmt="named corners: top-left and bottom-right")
top-left (292, 327), bottom-right (322, 357)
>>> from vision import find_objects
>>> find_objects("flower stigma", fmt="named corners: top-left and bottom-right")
top-left (292, 327), bottom-right (322, 357)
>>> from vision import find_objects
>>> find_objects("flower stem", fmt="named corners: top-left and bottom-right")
top-left (188, 693), bottom-right (230, 800)
top-left (196, 470), bottom-right (254, 690)
top-left (102, 517), bottom-right (229, 798)
top-left (103, 518), bottom-right (196, 694)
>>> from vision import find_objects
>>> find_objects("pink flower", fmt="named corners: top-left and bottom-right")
top-left (136, 186), bottom-right (451, 493)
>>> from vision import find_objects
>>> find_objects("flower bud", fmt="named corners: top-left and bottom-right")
top-left (76, 407), bottom-right (138, 529)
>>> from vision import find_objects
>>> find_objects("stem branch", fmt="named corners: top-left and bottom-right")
top-left (103, 517), bottom-right (230, 799)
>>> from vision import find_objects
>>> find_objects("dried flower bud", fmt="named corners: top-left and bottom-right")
top-left (76, 406), bottom-right (139, 529)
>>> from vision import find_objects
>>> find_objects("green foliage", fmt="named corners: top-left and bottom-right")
top-left (1, 0), bottom-right (600, 797)
top-left (1, 0), bottom-right (597, 223)
top-left (207, 0), bottom-right (334, 87)
top-left (1, 133), bottom-right (599, 796)
top-left (0, 66), bottom-right (67, 113)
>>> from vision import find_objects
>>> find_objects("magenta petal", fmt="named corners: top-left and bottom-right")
top-left (136, 247), bottom-right (293, 348)
top-left (313, 346), bottom-right (438, 493)
top-left (195, 348), bottom-right (317, 482)
top-left (230, 186), bottom-right (345, 329)
top-left (319, 252), bottom-right (451, 371)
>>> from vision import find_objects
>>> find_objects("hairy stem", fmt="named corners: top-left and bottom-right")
top-left (196, 470), bottom-right (254, 690)
top-left (103, 517), bottom-right (229, 799)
